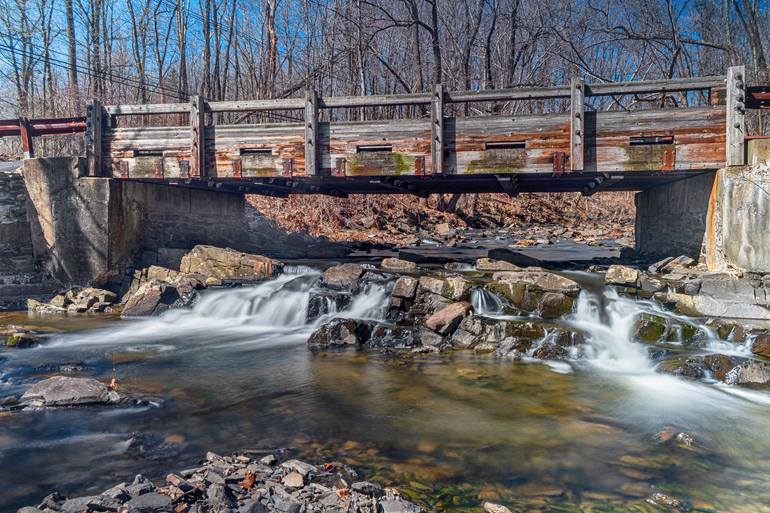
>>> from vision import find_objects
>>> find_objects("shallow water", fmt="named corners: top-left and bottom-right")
top-left (2, 270), bottom-right (770, 513)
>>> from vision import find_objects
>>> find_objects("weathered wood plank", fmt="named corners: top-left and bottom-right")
top-left (106, 103), bottom-right (188, 115)
top-left (190, 95), bottom-right (206, 178)
top-left (432, 84), bottom-right (445, 174)
top-left (305, 90), bottom-right (319, 175)
top-left (86, 99), bottom-right (104, 176)
top-left (570, 77), bottom-right (585, 171)
top-left (726, 65), bottom-right (746, 166)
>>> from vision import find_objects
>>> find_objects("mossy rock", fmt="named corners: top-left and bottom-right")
top-left (504, 320), bottom-right (546, 340)
top-left (632, 314), bottom-right (667, 343)
top-left (5, 332), bottom-right (38, 348)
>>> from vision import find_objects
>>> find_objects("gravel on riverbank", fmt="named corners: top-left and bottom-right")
top-left (18, 452), bottom-right (422, 513)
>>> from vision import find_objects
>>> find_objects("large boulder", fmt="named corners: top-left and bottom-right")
top-left (605, 265), bottom-right (640, 287)
top-left (450, 316), bottom-right (545, 350)
top-left (381, 258), bottom-right (417, 271)
top-left (20, 376), bottom-right (119, 407)
top-left (752, 332), bottom-right (770, 359)
top-left (425, 302), bottom-right (472, 335)
top-left (121, 279), bottom-right (198, 317)
top-left (321, 263), bottom-right (365, 290)
top-left (486, 270), bottom-right (579, 318)
top-left (307, 319), bottom-right (373, 348)
top-left (725, 360), bottom-right (770, 386)
top-left (392, 276), bottom-right (419, 299)
top-left (475, 258), bottom-right (521, 272)
top-left (417, 275), bottom-right (471, 302)
top-left (180, 245), bottom-right (282, 282)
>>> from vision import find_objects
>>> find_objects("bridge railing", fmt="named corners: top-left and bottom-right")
top-left (88, 67), bottom-right (748, 183)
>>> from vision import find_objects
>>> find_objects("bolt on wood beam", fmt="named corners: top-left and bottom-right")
top-left (570, 77), bottom-right (585, 172)
top-left (85, 99), bottom-right (104, 176)
top-left (726, 65), bottom-right (746, 166)
top-left (304, 89), bottom-right (319, 176)
top-left (190, 95), bottom-right (206, 178)
top-left (431, 83), bottom-right (445, 174)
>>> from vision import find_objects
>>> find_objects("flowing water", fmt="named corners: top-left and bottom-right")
top-left (2, 268), bottom-right (770, 512)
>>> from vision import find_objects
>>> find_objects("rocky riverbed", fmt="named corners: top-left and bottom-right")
top-left (18, 452), bottom-right (423, 513)
top-left (5, 243), bottom-right (770, 513)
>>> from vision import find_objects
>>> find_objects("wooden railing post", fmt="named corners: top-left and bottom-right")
top-left (726, 65), bottom-right (746, 166)
top-left (431, 83), bottom-right (444, 174)
top-left (85, 99), bottom-right (103, 176)
top-left (570, 77), bottom-right (585, 172)
top-left (304, 89), bottom-right (319, 176)
top-left (19, 117), bottom-right (34, 159)
top-left (190, 95), bottom-right (206, 178)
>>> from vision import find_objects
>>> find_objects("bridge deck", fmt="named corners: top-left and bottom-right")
top-left (6, 68), bottom-right (752, 196)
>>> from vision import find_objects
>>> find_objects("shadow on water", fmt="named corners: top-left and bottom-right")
top-left (2, 267), bottom-right (770, 512)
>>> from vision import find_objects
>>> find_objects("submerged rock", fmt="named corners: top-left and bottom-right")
top-left (20, 376), bottom-right (119, 408)
top-left (307, 318), bottom-right (373, 348)
top-left (5, 330), bottom-right (40, 348)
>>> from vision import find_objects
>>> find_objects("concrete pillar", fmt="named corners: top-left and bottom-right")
top-left (705, 163), bottom-right (770, 273)
top-left (22, 157), bottom-right (136, 285)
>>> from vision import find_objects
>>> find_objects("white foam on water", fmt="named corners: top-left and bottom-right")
top-left (37, 270), bottom-right (390, 353)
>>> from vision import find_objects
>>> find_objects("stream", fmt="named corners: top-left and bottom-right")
top-left (2, 266), bottom-right (770, 512)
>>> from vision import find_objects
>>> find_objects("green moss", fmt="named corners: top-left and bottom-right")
top-left (633, 314), bottom-right (667, 343)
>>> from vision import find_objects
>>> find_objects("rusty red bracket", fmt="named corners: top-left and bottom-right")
top-left (552, 151), bottom-right (567, 174)
top-left (334, 158), bottom-right (346, 177)
top-left (747, 86), bottom-right (770, 110)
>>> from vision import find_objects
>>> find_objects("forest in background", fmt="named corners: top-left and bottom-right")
top-left (0, 0), bottom-right (767, 242)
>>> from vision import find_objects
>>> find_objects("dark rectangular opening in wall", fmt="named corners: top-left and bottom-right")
top-left (133, 149), bottom-right (163, 157)
top-left (356, 145), bottom-right (393, 153)
top-left (485, 141), bottom-right (526, 150)
top-left (629, 136), bottom-right (674, 146)
top-left (239, 148), bottom-right (273, 156)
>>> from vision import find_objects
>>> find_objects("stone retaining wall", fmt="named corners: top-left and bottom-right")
top-left (0, 163), bottom-right (58, 309)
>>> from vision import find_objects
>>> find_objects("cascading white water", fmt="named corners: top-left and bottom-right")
top-left (41, 269), bottom-right (390, 351)
top-left (470, 288), bottom-right (505, 316)
top-left (566, 287), bottom-right (655, 373)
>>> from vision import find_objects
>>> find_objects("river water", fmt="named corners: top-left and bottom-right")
top-left (2, 267), bottom-right (770, 512)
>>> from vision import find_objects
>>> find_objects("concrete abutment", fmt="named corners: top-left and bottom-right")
top-left (636, 140), bottom-right (770, 273)
top-left (19, 157), bottom-right (344, 289)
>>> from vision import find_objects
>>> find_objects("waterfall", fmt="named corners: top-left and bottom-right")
top-left (40, 270), bottom-right (390, 351)
top-left (470, 288), bottom-right (506, 316)
top-left (566, 287), bottom-right (654, 373)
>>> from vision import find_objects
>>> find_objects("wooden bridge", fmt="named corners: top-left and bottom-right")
top-left (7, 65), bottom-right (768, 197)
